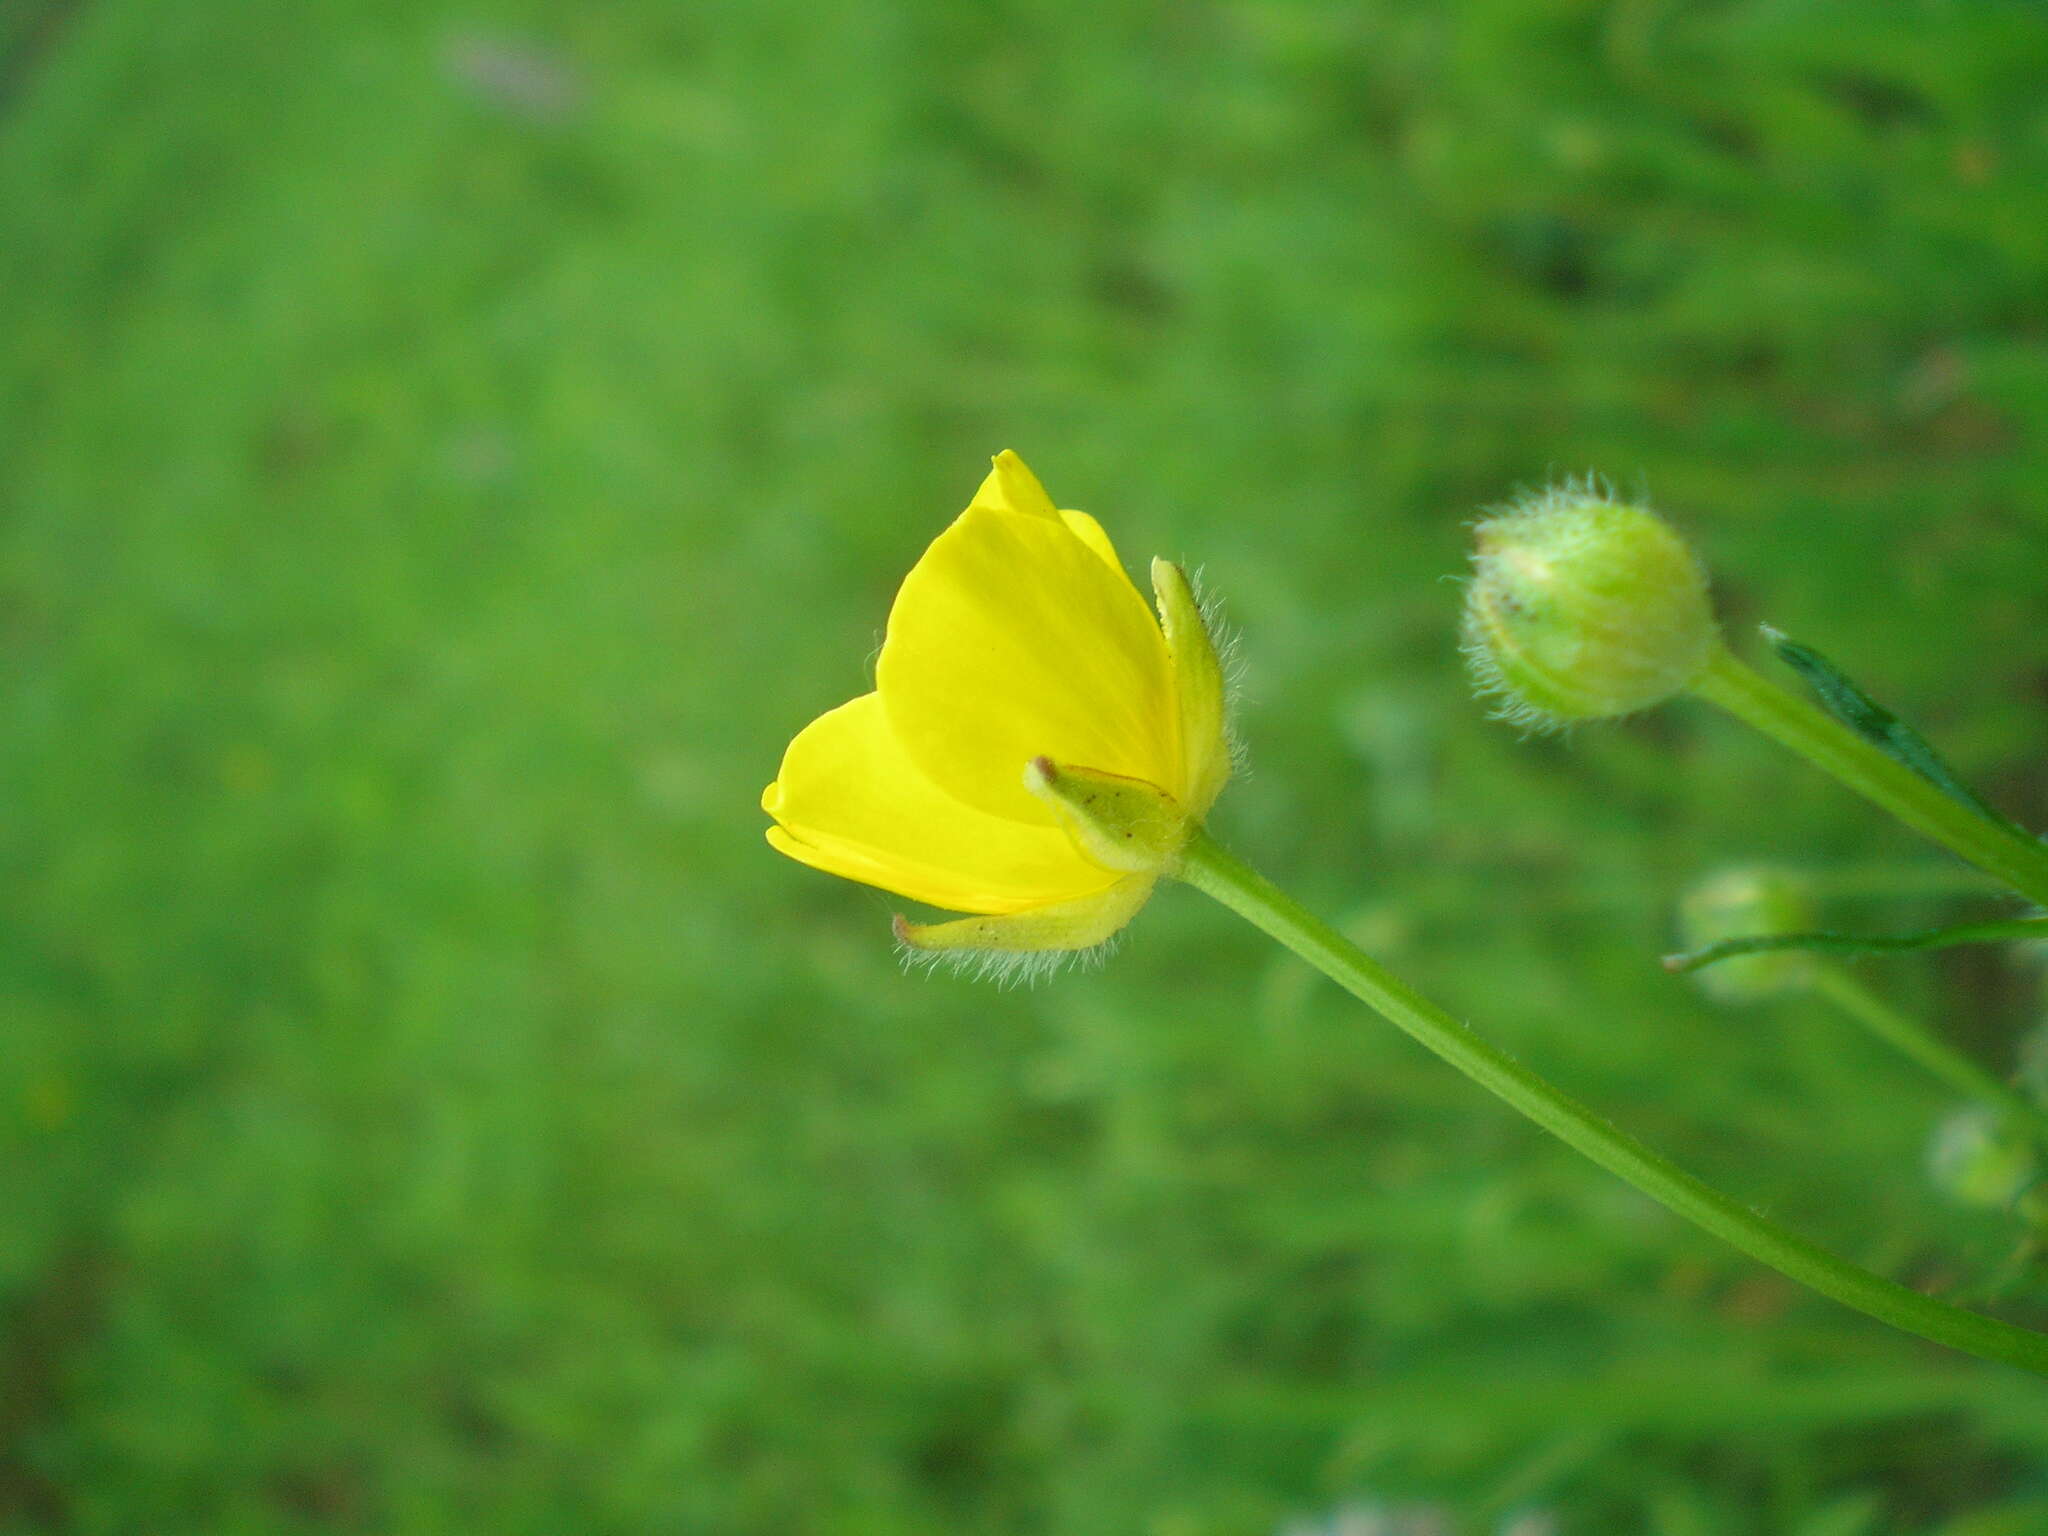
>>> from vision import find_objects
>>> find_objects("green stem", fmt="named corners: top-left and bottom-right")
top-left (1691, 646), bottom-right (2048, 908)
top-left (1809, 965), bottom-right (2048, 1138)
top-left (1174, 830), bottom-right (2048, 1376)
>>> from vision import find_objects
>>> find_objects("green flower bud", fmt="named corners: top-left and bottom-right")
top-left (1462, 487), bottom-right (1719, 729)
top-left (1678, 867), bottom-right (1819, 1004)
top-left (1927, 1106), bottom-right (2038, 1211)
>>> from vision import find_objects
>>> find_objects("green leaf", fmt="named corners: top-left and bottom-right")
top-left (1663, 914), bottom-right (2048, 976)
top-left (1762, 625), bottom-right (2016, 828)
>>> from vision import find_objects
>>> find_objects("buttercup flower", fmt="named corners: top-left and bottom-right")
top-left (763, 451), bottom-right (1232, 968)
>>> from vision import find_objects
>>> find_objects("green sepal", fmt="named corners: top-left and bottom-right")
top-left (893, 875), bottom-right (1156, 956)
top-left (1023, 757), bottom-right (1190, 874)
top-left (1150, 558), bottom-right (1232, 817)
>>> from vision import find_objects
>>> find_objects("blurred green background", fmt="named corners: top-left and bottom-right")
top-left (5, 0), bottom-right (2048, 1530)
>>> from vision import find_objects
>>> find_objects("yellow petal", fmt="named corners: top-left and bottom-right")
top-left (764, 694), bottom-right (1111, 913)
top-left (877, 505), bottom-right (1182, 823)
top-left (1058, 508), bottom-right (1124, 574)
top-left (1151, 559), bottom-right (1233, 817)
top-left (894, 874), bottom-right (1156, 956)
top-left (969, 449), bottom-right (1058, 520)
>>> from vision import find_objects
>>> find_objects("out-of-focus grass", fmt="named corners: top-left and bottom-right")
top-left (4, 1), bottom-right (2048, 1531)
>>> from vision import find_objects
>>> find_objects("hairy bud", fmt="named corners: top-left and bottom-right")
top-left (1463, 486), bottom-right (1718, 729)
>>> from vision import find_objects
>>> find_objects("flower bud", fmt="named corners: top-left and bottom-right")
top-left (1462, 487), bottom-right (1719, 728)
top-left (1678, 867), bottom-right (1818, 1005)
top-left (1927, 1106), bottom-right (2038, 1211)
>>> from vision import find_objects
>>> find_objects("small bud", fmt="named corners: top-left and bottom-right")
top-left (1678, 867), bottom-right (1819, 1004)
top-left (1927, 1106), bottom-right (2038, 1211)
top-left (1462, 486), bottom-right (1718, 728)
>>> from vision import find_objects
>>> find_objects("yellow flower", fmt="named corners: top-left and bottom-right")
top-left (763, 451), bottom-right (1232, 962)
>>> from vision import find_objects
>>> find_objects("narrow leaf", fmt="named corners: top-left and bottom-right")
top-left (1763, 625), bottom-right (2013, 826)
top-left (1664, 914), bottom-right (2048, 976)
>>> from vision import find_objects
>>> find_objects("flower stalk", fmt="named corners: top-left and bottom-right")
top-left (1174, 828), bottom-right (2048, 1376)
top-left (1808, 965), bottom-right (2048, 1140)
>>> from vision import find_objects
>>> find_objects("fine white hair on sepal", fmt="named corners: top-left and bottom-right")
top-left (893, 930), bottom-right (1126, 990)
top-left (1457, 610), bottom-right (1576, 738)
top-left (1463, 470), bottom-right (1622, 534)
top-left (1185, 562), bottom-right (1252, 778)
